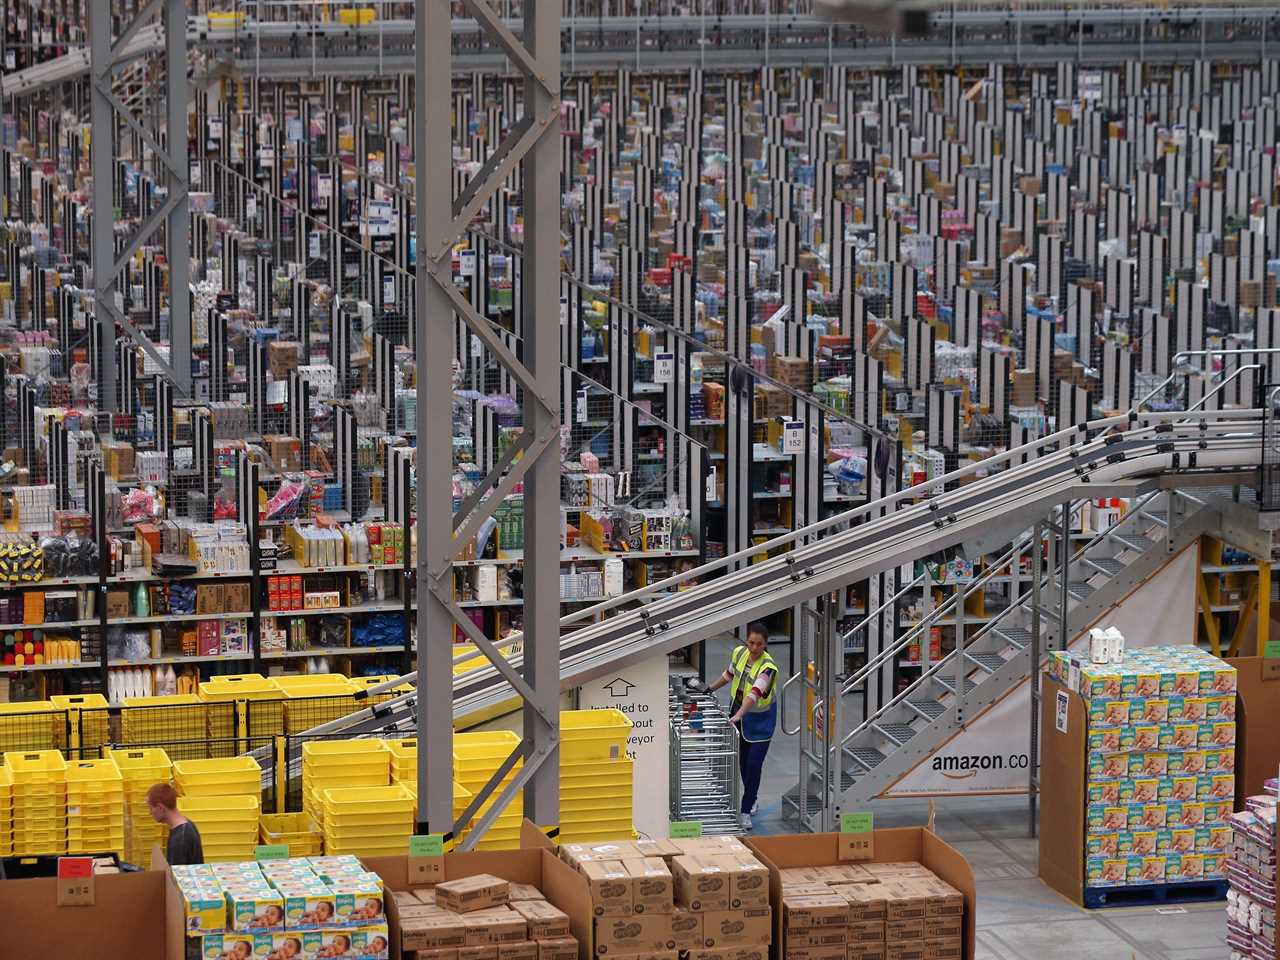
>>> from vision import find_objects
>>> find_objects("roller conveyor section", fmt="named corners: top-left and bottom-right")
top-left (303, 407), bottom-right (1265, 743)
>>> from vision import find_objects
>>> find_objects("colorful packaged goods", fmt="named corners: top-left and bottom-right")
top-left (1225, 781), bottom-right (1277, 960)
top-left (1048, 645), bottom-right (1237, 890)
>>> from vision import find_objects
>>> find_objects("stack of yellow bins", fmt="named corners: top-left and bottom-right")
top-left (5, 749), bottom-right (67, 855)
top-left (107, 746), bottom-right (171, 865)
top-left (65, 758), bottom-right (124, 856)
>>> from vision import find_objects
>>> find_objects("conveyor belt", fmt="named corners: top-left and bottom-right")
top-left (316, 408), bottom-right (1264, 739)
top-left (4, 7), bottom-right (1275, 96)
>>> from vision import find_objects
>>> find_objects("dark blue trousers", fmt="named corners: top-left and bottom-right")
top-left (738, 736), bottom-right (772, 814)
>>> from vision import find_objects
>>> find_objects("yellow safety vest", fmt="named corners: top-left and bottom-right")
top-left (730, 645), bottom-right (778, 711)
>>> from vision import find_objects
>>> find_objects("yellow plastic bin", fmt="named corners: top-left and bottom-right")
top-left (173, 756), bottom-right (262, 797)
top-left (559, 709), bottom-right (632, 761)
top-left (259, 812), bottom-right (323, 856)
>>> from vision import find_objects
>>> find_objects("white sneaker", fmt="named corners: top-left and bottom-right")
top-left (749, 802), bottom-right (759, 816)
top-left (740, 812), bottom-right (753, 830)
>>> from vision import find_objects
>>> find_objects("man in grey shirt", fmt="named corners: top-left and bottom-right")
top-left (147, 782), bottom-right (204, 866)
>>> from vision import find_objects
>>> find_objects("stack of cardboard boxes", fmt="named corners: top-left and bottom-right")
top-left (397, 873), bottom-right (579, 960)
top-left (779, 861), bottom-right (964, 960)
top-left (560, 836), bottom-right (773, 960)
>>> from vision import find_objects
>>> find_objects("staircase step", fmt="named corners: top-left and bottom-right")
top-left (1084, 556), bottom-right (1126, 577)
top-left (1141, 509), bottom-right (1169, 527)
top-left (935, 675), bottom-right (978, 695)
top-left (781, 784), bottom-right (825, 818)
top-left (906, 698), bottom-right (946, 721)
top-left (846, 747), bottom-right (887, 771)
top-left (1112, 532), bottom-right (1156, 552)
top-left (873, 722), bottom-right (918, 746)
top-left (1068, 581), bottom-right (1096, 600)
top-left (966, 651), bottom-right (1007, 673)
top-left (992, 626), bottom-right (1034, 650)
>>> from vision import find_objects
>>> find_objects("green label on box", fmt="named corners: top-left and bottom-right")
top-left (254, 844), bottom-right (289, 861)
top-left (410, 834), bottom-right (445, 858)
top-left (669, 820), bottom-right (703, 839)
top-left (1266, 640), bottom-right (1280, 659)
top-left (840, 812), bottom-right (873, 834)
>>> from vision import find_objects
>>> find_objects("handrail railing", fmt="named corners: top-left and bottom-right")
top-left (833, 489), bottom-right (1163, 766)
top-left (1137, 348), bottom-right (1280, 409)
top-left (835, 531), bottom-right (1034, 699)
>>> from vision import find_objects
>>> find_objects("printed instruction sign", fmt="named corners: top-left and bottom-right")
top-left (581, 654), bottom-right (669, 839)
top-left (654, 352), bottom-right (674, 383)
top-left (1055, 690), bottom-right (1070, 734)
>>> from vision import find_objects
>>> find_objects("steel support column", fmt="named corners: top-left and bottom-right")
top-left (520, 0), bottom-right (564, 829)
top-left (416, 0), bottom-right (562, 842)
top-left (415, 0), bottom-right (457, 839)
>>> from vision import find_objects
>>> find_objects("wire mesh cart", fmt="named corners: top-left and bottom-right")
top-left (669, 680), bottom-right (742, 835)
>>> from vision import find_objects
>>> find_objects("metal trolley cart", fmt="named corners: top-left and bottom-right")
top-left (669, 679), bottom-right (742, 835)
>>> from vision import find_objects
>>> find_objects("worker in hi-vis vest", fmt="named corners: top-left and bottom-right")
top-left (706, 622), bottom-right (779, 830)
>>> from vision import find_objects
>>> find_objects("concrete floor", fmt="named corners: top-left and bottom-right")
top-left (696, 636), bottom-right (1228, 960)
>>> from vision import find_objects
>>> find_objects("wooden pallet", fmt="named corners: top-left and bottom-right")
top-left (1083, 878), bottom-right (1228, 909)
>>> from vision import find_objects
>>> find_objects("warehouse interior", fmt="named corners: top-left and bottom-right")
top-left (0, 2), bottom-right (1278, 959)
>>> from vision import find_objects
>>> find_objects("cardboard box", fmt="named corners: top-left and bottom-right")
top-left (673, 855), bottom-right (732, 912)
top-left (926, 938), bottom-right (962, 960)
top-left (437, 875), bottom-right (510, 914)
top-left (511, 900), bottom-right (571, 939)
top-left (885, 919), bottom-right (925, 941)
top-left (783, 947), bottom-right (845, 960)
top-left (415, 950), bottom-right (461, 960)
top-left (787, 926), bottom-right (848, 948)
top-left (884, 943), bottom-right (926, 960)
top-left (537, 938), bottom-right (579, 960)
top-left (881, 882), bottom-right (929, 922)
top-left (783, 896), bottom-right (850, 929)
top-left (847, 921), bottom-right (886, 944)
top-left (748, 830), bottom-right (977, 960)
top-left (832, 885), bottom-right (886, 922)
top-left (670, 908), bottom-right (703, 950)
top-left (509, 884), bottom-right (546, 902)
top-left (402, 914), bottom-right (469, 950)
top-left (625, 858), bottom-right (673, 914)
top-left (847, 947), bottom-right (887, 960)
top-left (460, 947), bottom-right (499, 960)
top-left (701, 908), bottom-right (772, 948)
top-left (464, 907), bottom-right (528, 944)
top-left (580, 861), bottom-right (633, 917)
top-left (721, 856), bottom-right (770, 909)
top-left (593, 913), bottom-right (675, 954)
top-left (922, 917), bottom-right (962, 940)
top-left (690, 950), bottom-right (769, 960)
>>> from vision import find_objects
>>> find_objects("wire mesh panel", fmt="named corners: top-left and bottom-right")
top-left (668, 682), bottom-right (741, 836)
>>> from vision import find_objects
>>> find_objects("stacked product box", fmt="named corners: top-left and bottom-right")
top-left (779, 861), bottom-right (964, 960)
top-left (1046, 646), bottom-right (1237, 889)
top-left (175, 855), bottom-right (389, 959)
top-left (558, 836), bottom-right (772, 960)
top-left (397, 872), bottom-right (578, 960)
top-left (1226, 781), bottom-right (1277, 960)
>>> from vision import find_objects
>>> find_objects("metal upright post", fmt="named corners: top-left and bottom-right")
top-left (1029, 519), bottom-right (1043, 836)
top-left (415, 0), bottom-right (456, 839)
top-left (167, 0), bottom-right (190, 384)
top-left (521, 0), bottom-right (564, 829)
top-left (89, 1), bottom-right (114, 412)
top-left (1057, 500), bottom-right (1070, 649)
top-left (820, 593), bottom-right (840, 833)
top-left (415, 0), bottom-right (563, 844)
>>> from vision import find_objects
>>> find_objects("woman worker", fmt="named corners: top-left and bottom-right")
top-left (705, 622), bottom-right (779, 830)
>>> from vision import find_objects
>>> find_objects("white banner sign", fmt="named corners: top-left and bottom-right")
top-left (579, 655), bottom-right (670, 839)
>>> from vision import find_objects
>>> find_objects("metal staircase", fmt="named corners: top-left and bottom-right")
top-left (780, 486), bottom-right (1220, 830)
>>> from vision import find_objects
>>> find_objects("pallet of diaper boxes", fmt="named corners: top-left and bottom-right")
top-left (1039, 645), bottom-right (1238, 903)
top-left (174, 855), bottom-right (391, 959)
